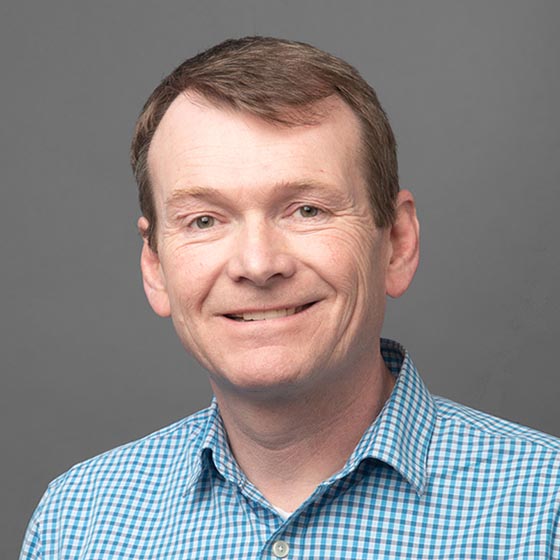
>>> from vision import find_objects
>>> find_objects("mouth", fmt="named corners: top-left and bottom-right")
top-left (224, 302), bottom-right (316, 322)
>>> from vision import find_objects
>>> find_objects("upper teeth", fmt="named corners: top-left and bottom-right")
top-left (231, 306), bottom-right (304, 321)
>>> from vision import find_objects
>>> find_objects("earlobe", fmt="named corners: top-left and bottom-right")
top-left (385, 190), bottom-right (420, 298)
top-left (138, 217), bottom-right (171, 317)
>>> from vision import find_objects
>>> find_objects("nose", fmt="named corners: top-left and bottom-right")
top-left (226, 218), bottom-right (296, 286)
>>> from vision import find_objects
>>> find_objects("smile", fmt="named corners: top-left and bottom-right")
top-left (225, 302), bottom-right (315, 322)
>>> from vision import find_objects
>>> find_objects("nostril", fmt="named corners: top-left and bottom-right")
top-left (226, 250), bottom-right (297, 286)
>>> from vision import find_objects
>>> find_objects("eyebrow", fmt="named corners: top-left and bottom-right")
top-left (165, 186), bottom-right (228, 209)
top-left (164, 180), bottom-right (348, 210)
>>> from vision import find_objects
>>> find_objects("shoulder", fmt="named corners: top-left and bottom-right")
top-left (432, 395), bottom-right (560, 464)
top-left (21, 407), bottom-right (214, 557)
top-left (36, 406), bottom-right (212, 516)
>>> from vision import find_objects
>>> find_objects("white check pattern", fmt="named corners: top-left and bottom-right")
top-left (21, 339), bottom-right (560, 558)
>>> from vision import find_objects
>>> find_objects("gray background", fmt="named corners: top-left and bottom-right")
top-left (2, 1), bottom-right (559, 557)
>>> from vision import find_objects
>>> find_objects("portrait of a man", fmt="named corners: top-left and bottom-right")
top-left (18, 35), bottom-right (560, 558)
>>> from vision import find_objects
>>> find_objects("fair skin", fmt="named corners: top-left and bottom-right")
top-left (139, 93), bottom-right (419, 510)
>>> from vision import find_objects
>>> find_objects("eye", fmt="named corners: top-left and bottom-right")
top-left (193, 215), bottom-right (215, 229)
top-left (298, 205), bottom-right (320, 218)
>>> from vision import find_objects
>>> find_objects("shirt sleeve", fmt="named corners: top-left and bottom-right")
top-left (553, 493), bottom-right (560, 560)
top-left (19, 506), bottom-right (43, 560)
top-left (19, 481), bottom-right (59, 560)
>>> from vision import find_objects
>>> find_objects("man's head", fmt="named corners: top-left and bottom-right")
top-left (133, 37), bottom-right (419, 402)
top-left (131, 36), bottom-right (399, 251)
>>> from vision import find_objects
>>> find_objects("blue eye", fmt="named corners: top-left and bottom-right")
top-left (194, 215), bottom-right (215, 229)
top-left (298, 205), bottom-right (319, 218)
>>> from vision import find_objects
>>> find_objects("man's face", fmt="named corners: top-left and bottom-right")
top-left (141, 94), bottom-right (400, 399)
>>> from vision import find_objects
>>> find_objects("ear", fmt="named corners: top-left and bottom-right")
top-left (385, 190), bottom-right (420, 298)
top-left (138, 217), bottom-right (171, 317)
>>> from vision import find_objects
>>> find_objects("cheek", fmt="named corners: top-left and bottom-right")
top-left (315, 226), bottom-right (382, 291)
top-left (161, 246), bottom-right (222, 313)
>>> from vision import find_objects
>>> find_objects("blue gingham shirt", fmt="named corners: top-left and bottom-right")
top-left (21, 339), bottom-right (560, 559)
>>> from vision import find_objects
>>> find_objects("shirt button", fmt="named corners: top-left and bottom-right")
top-left (272, 540), bottom-right (289, 558)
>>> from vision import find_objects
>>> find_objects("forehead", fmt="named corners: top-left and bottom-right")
top-left (147, 93), bottom-right (367, 204)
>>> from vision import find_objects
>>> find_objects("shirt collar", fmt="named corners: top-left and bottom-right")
top-left (339, 338), bottom-right (436, 495)
top-left (184, 338), bottom-right (436, 496)
top-left (183, 399), bottom-right (242, 493)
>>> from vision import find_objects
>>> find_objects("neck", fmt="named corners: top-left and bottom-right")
top-left (211, 350), bottom-right (395, 512)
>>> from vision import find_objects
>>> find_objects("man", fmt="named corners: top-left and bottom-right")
top-left (21, 36), bottom-right (560, 559)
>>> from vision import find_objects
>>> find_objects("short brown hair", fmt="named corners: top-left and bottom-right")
top-left (131, 36), bottom-right (399, 250)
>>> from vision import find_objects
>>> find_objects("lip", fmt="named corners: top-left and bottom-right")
top-left (221, 301), bottom-right (318, 322)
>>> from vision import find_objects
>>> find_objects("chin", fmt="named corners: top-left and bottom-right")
top-left (208, 352), bottom-right (316, 398)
